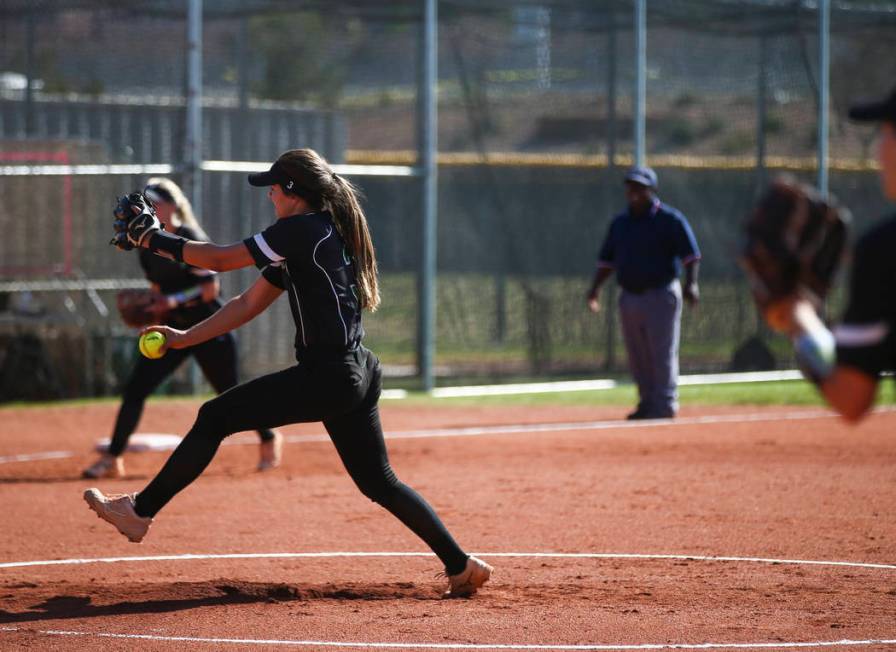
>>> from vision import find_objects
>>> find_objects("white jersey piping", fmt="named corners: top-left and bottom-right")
top-left (834, 322), bottom-right (889, 347)
top-left (312, 226), bottom-right (349, 346)
top-left (253, 233), bottom-right (285, 263)
top-left (284, 260), bottom-right (307, 347)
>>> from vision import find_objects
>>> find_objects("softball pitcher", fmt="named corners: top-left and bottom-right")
top-left (84, 149), bottom-right (492, 597)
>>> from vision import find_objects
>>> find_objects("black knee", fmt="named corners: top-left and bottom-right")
top-left (355, 467), bottom-right (402, 506)
top-left (193, 397), bottom-right (229, 439)
top-left (121, 378), bottom-right (152, 404)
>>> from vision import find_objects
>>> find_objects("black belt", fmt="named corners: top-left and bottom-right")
top-left (297, 343), bottom-right (362, 365)
top-left (621, 281), bottom-right (675, 295)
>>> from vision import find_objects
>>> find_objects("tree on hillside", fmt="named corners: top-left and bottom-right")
top-left (249, 11), bottom-right (366, 107)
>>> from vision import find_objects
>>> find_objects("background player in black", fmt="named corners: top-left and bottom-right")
top-left (82, 178), bottom-right (282, 479)
top-left (762, 86), bottom-right (896, 421)
top-left (84, 149), bottom-right (492, 598)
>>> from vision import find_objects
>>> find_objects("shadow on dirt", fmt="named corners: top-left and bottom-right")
top-left (0, 580), bottom-right (439, 623)
top-left (0, 475), bottom-right (150, 484)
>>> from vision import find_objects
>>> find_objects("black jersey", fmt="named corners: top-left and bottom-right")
top-left (834, 214), bottom-right (896, 378)
top-left (138, 225), bottom-right (219, 329)
top-left (243, 211), bottom-right (363, 362)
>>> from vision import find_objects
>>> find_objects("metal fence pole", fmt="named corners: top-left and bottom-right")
top-left (185, 0), bottom-right (203, 214)
top-left (604, 7), bottom-right (618, 373)
top-left (418, 0), bottom-right (438, 392)
top-left (817, 0), bottom-right (830, 197)
top-left (237, 16), bottom-right (250, 159)
top-left (186, 0), bottom-right (203, 393)
top-left (24, 9), bottom-right (36, 136)
top-left (756, 33), bottom-right (768, 196)
top-left (634, 0), bottom-right (646, 167)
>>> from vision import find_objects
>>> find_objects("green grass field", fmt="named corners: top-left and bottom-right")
top-left (6, 378), bottom-right (892, 412)
top-left (393, 379), bottom-right (896, 408)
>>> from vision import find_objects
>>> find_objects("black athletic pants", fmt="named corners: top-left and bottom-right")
top-left (108, 332), bottom-right (276, 457)
top-left (134, 347), bottom-right (469, 575)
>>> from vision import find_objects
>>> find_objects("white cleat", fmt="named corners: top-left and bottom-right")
top-left (81, 455), bottom-right (124, 479)
top-left (443, 556), bottom-right (493, 598)
top-left (83, 488), bottom-right (152, 543)
top-left (258, 430), bottom-right (283, 471)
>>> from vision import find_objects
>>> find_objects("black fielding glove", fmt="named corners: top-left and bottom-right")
top-left (111, 192), bottom-right (161, 250)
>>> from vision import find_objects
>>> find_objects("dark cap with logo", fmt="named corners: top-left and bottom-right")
top-left (848, 86), bottom-right (896, 124)
top-left (624, 165), bottom-right (658, 189)
top-left (247, 159), bottom-right (301, 195)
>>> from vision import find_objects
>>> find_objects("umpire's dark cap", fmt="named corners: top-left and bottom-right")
top-left (624, 165), bottom-right (658, 189)
top-left (248, 160), bottom-right (299, 194)
top-left (849, 86), bottom-right (896, 123)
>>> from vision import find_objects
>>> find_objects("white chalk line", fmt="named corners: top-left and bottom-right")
top-left (0, 408), bottom-right (867, 466)
top-left (295, 409), bottom-right (841, 442)
top-left (0, 451), bottom-right (75, 464)
top-left (428, 370), bottom-right (806, 398)
top-left (0, 628), bottom-right (893, 650)
top-left (0, 627), bottom-right (894, 651)
top-left (1, 552), bottom-right (894, 649)
top-left (1, 550), bottom-right (894, 572)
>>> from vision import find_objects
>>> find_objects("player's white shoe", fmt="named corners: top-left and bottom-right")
top-left (82, 455), bottom-right (124, 479)
top-left (83, 488), bottom-right (152, 543)
top-left (442, 556), bottom-right (493, 598)
top-left (258, 430), bottom-right (283, 471)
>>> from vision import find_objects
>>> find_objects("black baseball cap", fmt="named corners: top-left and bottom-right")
top-left (848, 86), bottom-right (896, 123)
top-left (247, 160), bottom-right (300, 194)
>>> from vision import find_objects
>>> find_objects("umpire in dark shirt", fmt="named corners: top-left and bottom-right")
top-left (587, 166), bottom-right (701, 419)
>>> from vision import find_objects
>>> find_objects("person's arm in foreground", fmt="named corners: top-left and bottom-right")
top-left (821, 366), bottom-right (877, 422)
top-left (114, 193), bottom-right (259, 272)
top-left (786, 299), bottom-right (879, 423)
top-left (175, 241), bottom-right (257, 272)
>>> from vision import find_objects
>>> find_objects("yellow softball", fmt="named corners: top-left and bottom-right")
top-left (138, 330), bottom-right (167, 359)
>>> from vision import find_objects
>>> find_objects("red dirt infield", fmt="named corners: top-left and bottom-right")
top-left (0, 401), bottom-right (894, 650)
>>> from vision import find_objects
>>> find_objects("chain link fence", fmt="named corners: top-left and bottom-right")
top-left (0, 1), bottom-right (894, 399)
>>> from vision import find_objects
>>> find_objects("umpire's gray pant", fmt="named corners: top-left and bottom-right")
top-left (618, 280), bottom-right (682, 416)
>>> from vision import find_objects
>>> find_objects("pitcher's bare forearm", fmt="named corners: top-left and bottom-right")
top-left (784, 299), bottom-right (878, 423)
top-left (140, 233), bottom-right (256, 272)
top-left (161, 277), bottom-right (282, 350)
